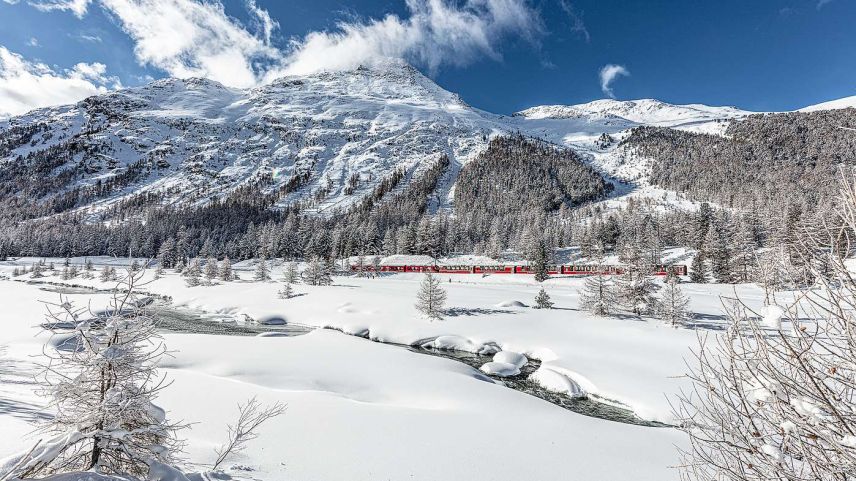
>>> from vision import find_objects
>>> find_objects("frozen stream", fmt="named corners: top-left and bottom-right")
top-left (34, 281), bottom-right (667, 428)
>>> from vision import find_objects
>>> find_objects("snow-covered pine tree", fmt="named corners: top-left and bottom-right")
top-left (657, 277), bottom-right (692, 326)
top-left (173, 258), bottom-right (185, 273)
top-left (578, 273), bottom-right (616, 316)
top-left (130, 259), bottom-right (141, 273)
top-left (84, 258), bottom-right (93, 272)
top-left (283, 261), bottom-right (298, 284)
top-left (278, 281), bottom-right (294, 299)
top-left (254, 256), bottom-right (270, 282)
top-left (205, 256), bottom-right (219, 282)
top-left (99, 265), bottom-right (111, 282)
top-left (730, 216), bottom-right (757, 283)
top-left (8, 273), bottom-right (184, 479)
top-left (704, 221), bottom-right (728, 283)
top-left (303, 257), bottom-right (332, 286)
top-left (184, 258), bottom-right (202, 286)
top-left (690, 252), bottom-right (707, 283)
top-left (415, 272), bottom-right (446, 320)
top-left (371, 256), bottom-right (381, 278)
top-left (531, 242), bottom-right (549, 282)
top-left (157, 237), bottom-right (176, 269)
top-left (219, 256), bottom-right (233, 282)
top-left (30, 262), bottom-right (44, 278)
top-left (355, 255), bottom-right (366, 277)
top-left (533, 287), bottom-right (554, 309)
top-left (615, 267), bottom-right (655, 316)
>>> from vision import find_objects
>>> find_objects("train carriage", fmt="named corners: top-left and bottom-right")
top-left (360, 262), bottom-right (687, 276)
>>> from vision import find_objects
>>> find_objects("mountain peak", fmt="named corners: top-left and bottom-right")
top-left (515, 98), bottom-right (752, 127)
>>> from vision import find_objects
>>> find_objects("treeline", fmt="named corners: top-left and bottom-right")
top-left (622, 108), bottom-right (856, 240)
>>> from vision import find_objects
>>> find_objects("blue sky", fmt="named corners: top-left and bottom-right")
top-left (0, 0), bottom-right (854, 117)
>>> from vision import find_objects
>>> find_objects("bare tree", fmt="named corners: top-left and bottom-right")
top-left (578, 273), bottom-right (616, 316)
top-left (212, 397), bottom-right (285, 471)
top-left (4, 270), bottom-right (185, 480)
top-left (675, 172), bottom-right (856, 480)
top-left (657, 277), bottom-right (692, 327)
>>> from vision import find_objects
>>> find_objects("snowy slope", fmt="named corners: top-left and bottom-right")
top-left (7, 62), bottom-right (841, 221)
top-left (515, 98), bottom-right (752, 128)
top-left (798, 95), bottom-right (856, 112)
top-left (0, 59), bottom-right (506, 217)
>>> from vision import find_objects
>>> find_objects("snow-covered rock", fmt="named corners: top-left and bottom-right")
top-left (529, 365), bottom-right (588, 399)
top-left (493, 351), bottom-right (527, 368)
top-left (479, 361), bottom-right (520, 377)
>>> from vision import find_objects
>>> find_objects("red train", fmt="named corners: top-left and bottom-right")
top-left (354, 264), bottom-right (688, 276)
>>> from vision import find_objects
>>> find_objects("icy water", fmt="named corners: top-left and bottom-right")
top-left (408, 346), bottom-right (668, 427)
top-left (33, 281), bottom-right (665, 427)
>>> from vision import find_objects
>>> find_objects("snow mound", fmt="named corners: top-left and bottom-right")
top-left (480, 361), bottom-right (520, 377)
top-left (529, 365), bottom-right (587, 399)
top-left (762, 305), bottom-right (785, 330)
top-left (493, 351), bottom-right (528, 368)
top-left (495, 300), bottom-right (527, 308)
top-left (420, 336), bottom-right (500, 355)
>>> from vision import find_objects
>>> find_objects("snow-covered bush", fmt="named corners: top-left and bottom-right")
top-left (4, 272), bottom-right (185, 480)
top-left (675, 173), bottom-right (856, 480)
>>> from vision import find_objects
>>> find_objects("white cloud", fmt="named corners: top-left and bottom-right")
top-left (27, 37), bottom-right (40, 47)
top-left (99, 0), bottom-right (281, 88)
top-left (77, 33), bottom-right (103, 42)
top-left (817, 0), bottom-right (835, 9)
top-left (27, 0), bottom-right (92, 18)
top-left (0, 45), bottom-right (118, 118)
top-left (599, 63), bottom-right (629, 98)
top-left (18, 0), bottom-right (543, 89)
top-left (279, 0), bottom-right (543, 77)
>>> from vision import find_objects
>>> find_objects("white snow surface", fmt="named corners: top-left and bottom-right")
top-left (0, 273), bottom-right (697, 481)
top-left (798, 95), bottom-right (856, 112)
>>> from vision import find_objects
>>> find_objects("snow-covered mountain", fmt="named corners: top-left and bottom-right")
top-left (515, 98), bottom-right (752, 128)
top-left (798, 95), bottom-right (856, 112)
top-left (0, 59), bottom-right (504, 218)
top-left (1, 58), bottom-right (852, 221)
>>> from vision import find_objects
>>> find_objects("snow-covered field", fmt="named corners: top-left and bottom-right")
top-left (0, 259), bottom-right (769, 480)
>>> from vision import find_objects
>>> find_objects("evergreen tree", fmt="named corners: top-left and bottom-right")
top-left (578, 274), bottom-right (616, 316)
top-left (184, 258), bottom-right (202, 286)
top-left (254, 256), bottom-right (271, 282)
top-left (415, 272), bottom-right (447, 320)
top-left (278, 281), bottom-right (294, 299)
top-left (219, 257), bottom-right (234, 282)
top-left (532, 242), bottom-right (549, 282)
top-left (533, 287), bottom-right (554, 309)
top-left (157, 237), bottom-right (176, 269)
top-left (283, 261), bottom-right (298, 284)
top-left (690, 252), bottom-right (708, 283)
top-left (657, 278), bottom-right (693, 326)
top-left (205, 256), bottom-right (219, 281)
top-left (304, 257), bottom-right (332, 286)
top-left (30, 262), bottom-right (44, 278)
top-left (615, 267), bottom-right (655, 316)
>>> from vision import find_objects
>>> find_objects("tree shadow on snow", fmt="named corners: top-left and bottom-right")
top-left (444, 307), bottom-right (517, 317)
